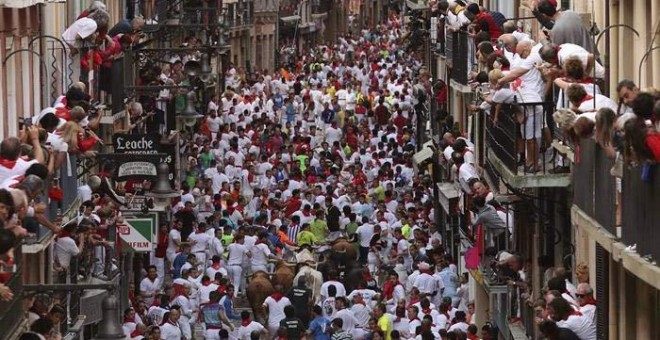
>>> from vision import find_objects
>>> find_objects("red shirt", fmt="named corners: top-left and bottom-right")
top-left (476, 12), bottom-right (502, 39)
top-left (645, 133), bottom-right (660, 162)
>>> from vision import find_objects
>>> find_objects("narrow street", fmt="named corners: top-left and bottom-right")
top-left (0, 1), bottom-right (658, 340)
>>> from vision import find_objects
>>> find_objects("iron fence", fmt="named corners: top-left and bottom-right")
top-left (446, 30), bottom-right (473, 86)
top-left (0, 247), bottom-right (23, 337)
top-left (486, 101), bottom-right (564, 176)
top-left (621, 163), bottom-right (660, 262)
top-left (572, 139), bottom-right (617, 234)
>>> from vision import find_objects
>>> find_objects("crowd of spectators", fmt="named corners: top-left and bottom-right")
top-left (3, 0), bottom-right (657, 339)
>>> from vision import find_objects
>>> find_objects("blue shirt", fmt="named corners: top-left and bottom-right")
top-left (220, 295), bottom-right (241, 320)
top-left (308, 316), bottom-right (331, 340)
top-left (202, 302), bottom-right (225, 328)
top-left (321, 109), bottom-right (335, 124)
top-left (172, 254), bottom-right (188, 280)
top-left (439, 267), bottom-right (459, 298)
top-left (267, 232), bottom-right (283, 249)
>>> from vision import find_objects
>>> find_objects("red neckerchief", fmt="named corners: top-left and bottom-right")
top-left (568, 310), bottom-right (583, 318)
top-left (574, 77), bottom-right (595, 84)
top-left (582, 297), bottom-right (597, 306)
top-left (422, 307), bottom-right (432, 315)
top-left (130, 329), bottom-right (144, 337)
top-left (123, 316), bottom-right (136, 324)
top-left (202, 279), bottom-right (211, 286)
top-left (241, 318), bottom-right (252, 327)
top-left (270, 292), bottom-right (284, 302)
top-left (211, 263), bottom-right (221, 270)
top-left (0, 158), bottom-right (17, 169)
top-left (578, 95), bottom-right (594, 106)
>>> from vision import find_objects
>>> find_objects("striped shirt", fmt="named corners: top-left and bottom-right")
top-left (287, 224), bottom-right (301, 245)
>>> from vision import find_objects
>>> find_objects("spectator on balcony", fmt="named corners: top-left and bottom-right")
top-left (553, 60), bottom-right (596, 102)
top-left (539, 43), bottom-right (605, 81)
top-left (0, 228), bottom-right (17, 301)
top-left (538, 320), bottom-right (581, 340)
top-left (616, 79), bottom-right (640, 113)
top-left (630, 92), bottom-right (660, 128)
top-left (547, 297), bottom-right (597, 340)
top-left (62, 17), bottom-right (98, 55)
top-left (445, 1), bottom-right (471, 30)
top-left (464, 3), bottom-right (502, 39)
top-left (109, 16), bottom-right (145, 38)
top-left (575, 283), bottom-right (596, 324)
top-left (623, 117), bottom-right (660, 164)
top-left (451, 151), bottom-right (479, 195)
top-left (471, 196), bottom-right (506, 249)
top-left (0, 131), bottom-right (45, 183)
top-left (524, 0), bottom-right (598, 56)
top-left (565, 84), bottom-right (618, 116)
top-left (488, 69), bottom-right (544, 172)
top-left (547, 277), bottom-right (578, 307)
top-left (54, 221), bottom-right (83, 279)
top-left (502, 21), bottom-right (533, 44)
top-left (495, 39), bottom-right (546, 100)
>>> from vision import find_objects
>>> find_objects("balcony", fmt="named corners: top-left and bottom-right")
top-left (569, 139), bottom-right (660, 291)
top-left (460, 230), bottom-right (528, 340)
top-left (485, 102), bottom-right (572, 188)
top-left (621, 164), bottom-right (660, 263)
top-left (446, 30), bottom-right (474, 90)
top-left (571, 138), bottom-right (617, 235)
top-left (0, 247), bottom-right (24, 339)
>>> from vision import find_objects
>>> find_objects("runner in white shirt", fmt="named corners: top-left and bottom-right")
top-left (188, 225), bottom-right (213, 270)
top-left (167, 224), bottom-right (183, 265)
top-left (227, 236), bottom-right (251, 296)
top-left (251, 233), bottom-right (279, 273)
top-left (334, 297), bottom-right (360, 337)
top-left (320, 274), bottom-right (347, 299)
top-left (206, 255), bottom-right (229, 281)
top-left (237, 311), bottom-right (267, 340)
top-left (139, 266), bottom-right (162, 306)
top-left (263, 286), bottom-right (292, 337)
top-left (198, 277), bottom-right (220, 305)
top-left (160, 307), bottom-right (183, 340)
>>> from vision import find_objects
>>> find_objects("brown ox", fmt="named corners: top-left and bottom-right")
top-left (270, 260), bottom-right (297, 292)
top-left (330, 237), bottom-right (357, 263)
top-left (246, 271), bottom-right (274, 323)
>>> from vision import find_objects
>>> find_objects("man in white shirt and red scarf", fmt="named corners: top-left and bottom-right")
top-left (576, 283), bottom-right (597, 325)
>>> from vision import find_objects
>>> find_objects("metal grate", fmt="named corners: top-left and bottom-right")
top-left (595, 244), bottom-right (609, 340)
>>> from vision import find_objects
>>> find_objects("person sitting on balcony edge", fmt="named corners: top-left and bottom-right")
top-left (471, 195), bottom-right (506, 250)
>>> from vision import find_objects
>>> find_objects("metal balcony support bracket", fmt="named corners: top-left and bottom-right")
top-left (638, 45), bottom-right (660, 87)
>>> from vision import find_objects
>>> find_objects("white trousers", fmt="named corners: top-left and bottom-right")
top-left (251, 264), bottom-right (268, 273)
top-left (154, 257), bottom-right (165, 280)
top-left (228, 265), bottom-right (243, 296)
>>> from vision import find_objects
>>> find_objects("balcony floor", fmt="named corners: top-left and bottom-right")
top-left (487, 148), bottom-right (572, 188)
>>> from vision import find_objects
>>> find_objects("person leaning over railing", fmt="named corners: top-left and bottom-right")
top-left (0, 228), bottom-right (17, 302)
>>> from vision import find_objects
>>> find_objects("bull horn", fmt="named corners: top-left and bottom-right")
top-left (336, 248), bottom-right (347, 254)
top-left (265, 272), bottom-right (276, 276)
top-left (268, 258), bottom-right (279, 263)
top-left (284, 261), bottom-right (298, 267)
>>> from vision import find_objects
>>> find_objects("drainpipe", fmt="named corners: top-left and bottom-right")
top-left (67, 0), bottom-right (83, 23)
